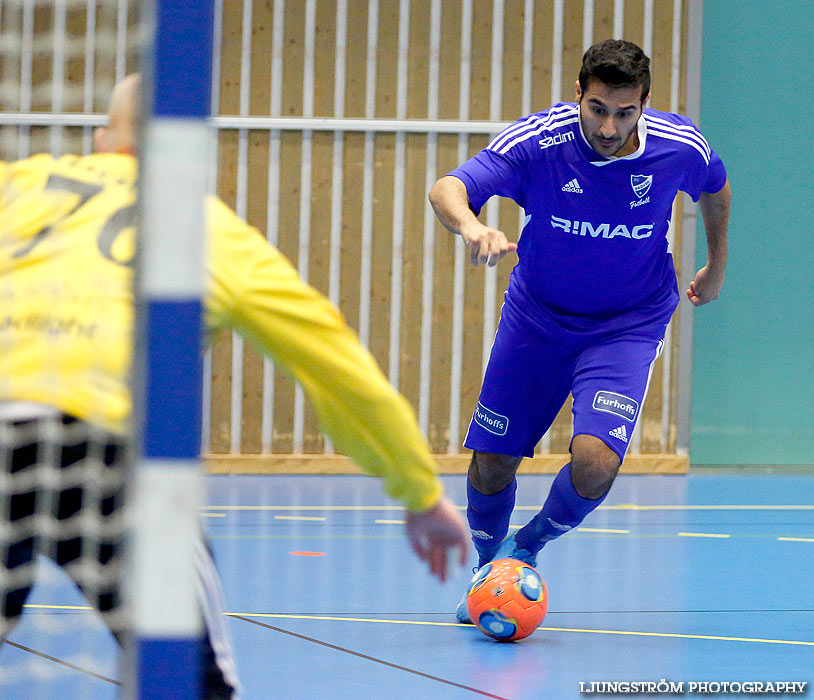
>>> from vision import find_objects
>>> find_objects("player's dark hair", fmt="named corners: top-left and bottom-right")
top-left (578, 40), bottom-right (650, 100)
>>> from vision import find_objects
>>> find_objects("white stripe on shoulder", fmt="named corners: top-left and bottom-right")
top-left (487, 114), bottom-right (540, 152)
top-left (646, 126), bottom-right (710, 165)
top-left (645, 113), bottom-right (708, 141)
top-left (494, 114), bottom-right (579, 155)
top-left (488, 105), bottom-right (577, 152)
top-left (645, 115), bottom-right (710, 156)
top-left (645, 118), bottom-right (711, 159)
top-left (646, 122), bottom-right (711, 159)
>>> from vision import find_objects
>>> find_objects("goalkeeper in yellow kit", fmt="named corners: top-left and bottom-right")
top-left (0, 75), bottom-right (467, 698)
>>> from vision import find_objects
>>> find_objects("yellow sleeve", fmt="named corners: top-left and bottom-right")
top-left (205, 197), bottom-right (443, 512)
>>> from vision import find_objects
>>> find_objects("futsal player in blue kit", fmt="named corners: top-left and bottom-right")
top-left (428, 40), bottom-right (731, 622)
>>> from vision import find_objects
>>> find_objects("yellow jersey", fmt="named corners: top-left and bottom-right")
top-left (0, 153), bottom-right (441, 512)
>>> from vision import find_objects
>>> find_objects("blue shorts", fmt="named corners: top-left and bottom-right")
top-left (463, 301), bottom-right (666, 462)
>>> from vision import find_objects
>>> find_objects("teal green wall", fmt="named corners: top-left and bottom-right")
top-left (691, 1), bottom-right (814, 464)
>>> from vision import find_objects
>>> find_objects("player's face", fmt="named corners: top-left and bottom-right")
top-left (576, 80), bottom-right (647, 157)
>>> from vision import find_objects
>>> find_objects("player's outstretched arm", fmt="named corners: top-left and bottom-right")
top-left (428, 175), bottom-right (517, 267)
top-left (405, 496), bottom-right (468, 583)
top-left (206, 198), bottom-right (469, 581)
top-left (688, 179), bottom-right (730, 306)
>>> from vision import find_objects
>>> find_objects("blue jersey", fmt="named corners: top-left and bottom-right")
top-left (449, 103), bottom-right (727, 336)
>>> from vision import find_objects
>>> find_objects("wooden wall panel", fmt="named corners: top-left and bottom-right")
top-left (198, 0), bottom-right (697, 460)
top-left (249, 0), bottom-right (274, 116)
top-left (469, 2), bottom-right (494, 121)
top-left (501, 0), bottom-right (525, 121)
top-left (0, 0), bottom-right (697, 464)
top-left (237, 1), bottom-right (278, 455)
top-left (0, 0), bottom-right (138, 156)
top-left (669, 0), bottom-right (693, 455)
top-left (593, 0), bottom-right (615, 43)
top-left (339, 132), bottom-right (365, 330)
top-left (282, 2), bottom-right (306, 117)
top-left (496, 195), bottom-right (516, 319)
top-left (431, 132), bottom-right (465, 452)
top-left (459, 134), bottom-right (489, 445)
top-left (344, 1), bottom-right (370, 119)
top-left (640, 0), bottom-right (680, 454)
top-left (650, 1), bottom-right (675, 110)
top-left (216, 6), bottom-right (243, 111)
top-left (0, 0), bottom-right (694, 459)
top-left (208, 451), bottom-right (689, 474)
top-left (368, 133), bottom-right (395, 370)
top-left (679, 0), bottom-right (690, 117)
top-left (641, 353), bottom-right (666, 452)
top-left (212, 0), bottom-right (243, 454)
top-left (32, 5), bottom-right (55, 112)
top-left (210, 129), bottom-right (239, 454)
top-left (93, 3), bottom-right (123, 112)
top-left (437, 0), bottom-right (463, 121)
top-left (407, 0), bottom-right (430, 119)
top-left (270, 132), bottom-right (304, 453)
top-left (399, 132), bottom-right (429, 405)
top-left (560, 0), bottom-right (585, 102)
top-left (313, 0), bottom-right (338, 118)
top-left (0, 4), bottom-right (23, 114)
top-left (374, 1), bottom-right (400, 120)
top-left (303, 130), bottom-right (337, 451)
top-left (239, 130), bottom-right (273, 454)
top-left (624, 0), bottom-right (646, 50)
top-left (65, 6), bottom-right (88, 109)
top-left (531, 0), bottom-right (555, 109)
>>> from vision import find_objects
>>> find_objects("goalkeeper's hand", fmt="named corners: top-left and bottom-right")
top-left (405, 496), bottom-right (468, 583)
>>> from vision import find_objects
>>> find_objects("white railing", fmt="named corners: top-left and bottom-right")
top-left (0, 0), bottom-right (699, 457)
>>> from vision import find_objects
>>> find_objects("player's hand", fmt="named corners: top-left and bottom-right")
top-left (459, 221), bottom-right (517, 268)
top-left (404, 496), bottom-right (469, 583)
top-left (686, 264), bottom-right (725, 306)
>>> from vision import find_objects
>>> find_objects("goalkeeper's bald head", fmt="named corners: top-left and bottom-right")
top-left (93, 74), bottom-right (141, 155)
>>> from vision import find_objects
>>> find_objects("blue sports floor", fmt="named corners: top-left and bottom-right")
top-left (2, 473), bottom-right (814, 699)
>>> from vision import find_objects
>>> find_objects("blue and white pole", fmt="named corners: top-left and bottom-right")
top-left (129, 0), bottom-right (213, 698)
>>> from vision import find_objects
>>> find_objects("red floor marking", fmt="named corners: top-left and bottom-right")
top-left (289, 551), bottom-right (326, 556)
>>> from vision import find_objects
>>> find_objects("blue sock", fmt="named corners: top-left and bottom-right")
top-left (467, 478), bottom-right (517, 567)
top-left (515, 463), bottom-right (608, 556)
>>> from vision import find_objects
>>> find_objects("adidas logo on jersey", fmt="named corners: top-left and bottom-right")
top-left (561, 178), bottom-right (583, 193)
top-left (609, 425), bottom-right (628, 443)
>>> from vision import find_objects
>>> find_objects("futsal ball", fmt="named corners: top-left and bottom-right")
top-left (466, 558), bottom-right (548, 642)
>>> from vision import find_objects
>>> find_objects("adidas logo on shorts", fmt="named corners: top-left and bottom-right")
top-left (547, 518), bottom-right (572, 532)
top-left (561, 178), bottom-right (583, 193)
top-left (609, 425), bottom-right (628, 443)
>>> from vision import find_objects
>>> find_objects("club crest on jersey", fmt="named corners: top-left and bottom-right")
top-left (630, 174), bottom-right (652, 209)
top-left (631, 174), bottom-right (653, 198)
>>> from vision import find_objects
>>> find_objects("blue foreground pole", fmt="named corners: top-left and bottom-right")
top-left (130, 0), bottom-right (213, 697)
